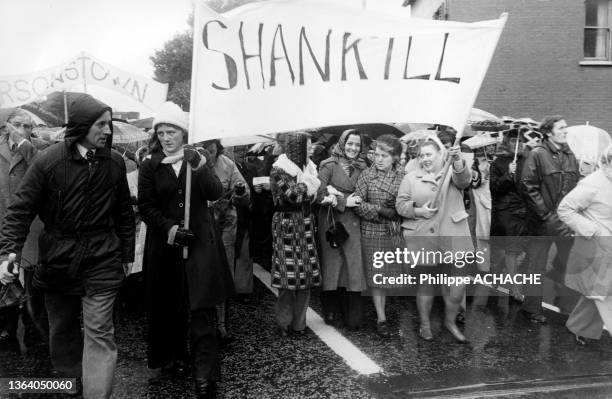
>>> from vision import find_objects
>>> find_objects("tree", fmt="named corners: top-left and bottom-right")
top-left (149, 0), bottom-right (262, 110)
top-left (150, 31), bottom-right (193, 110)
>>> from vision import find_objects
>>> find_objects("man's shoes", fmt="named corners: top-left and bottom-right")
top-left (217, 328), bottom-right (236, 346)
top-left (521, 310), bottom-right (547, 324)
top-left (195, 378), bottom-right (216, 399)
top-left (172, 359), bottom-right (189, 377)
top-left (376, 321), bottom-right (392, 338)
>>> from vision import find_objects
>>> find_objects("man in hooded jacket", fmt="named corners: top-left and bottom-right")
top-left (0, 94), bottom-right (135, 398)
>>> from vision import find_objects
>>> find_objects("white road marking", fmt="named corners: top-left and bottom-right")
top-left (252, 263), bottom-right (383, 375)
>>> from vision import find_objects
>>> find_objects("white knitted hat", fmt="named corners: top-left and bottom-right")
top-left (152, 102), bottom-right (189, 133)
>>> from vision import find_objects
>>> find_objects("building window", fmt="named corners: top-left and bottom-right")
top-left (584, 0), bottom-right (612, 60)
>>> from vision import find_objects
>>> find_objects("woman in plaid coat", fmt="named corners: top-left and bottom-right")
top-left (354, 135), bottom-right (405, 338)
top-left (270, 132), bottom-right (321, 336)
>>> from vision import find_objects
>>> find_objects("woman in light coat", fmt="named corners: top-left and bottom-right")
top-left (558, 144), bottom-right (612, 345)
top-left (317, 129), bottom-right (367, 329)
top-left (396, 136), bottom-right (472, 343)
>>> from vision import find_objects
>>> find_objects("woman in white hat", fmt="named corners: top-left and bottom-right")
top-left (138, 102), bottom-right (234, 397)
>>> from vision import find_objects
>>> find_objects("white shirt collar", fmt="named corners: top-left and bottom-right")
top-left (76, 143), bottom-right (95, 159)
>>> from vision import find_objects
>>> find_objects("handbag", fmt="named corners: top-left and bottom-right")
top-left (0, 282), bottom-right (25, 310)
top-left (0, 258), bottom-right (25, 310)
top-left (325, 206), bottom-right (349, 249)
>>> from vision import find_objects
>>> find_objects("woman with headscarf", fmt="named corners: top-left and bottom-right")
top-left (270, 131), bottom-right (321, 336)
top-left (354, 134), bottom-right (405, 338)
top-left (316, 129), bottom-right (367, 329)
top-left (396, 136), bottom-right (472, 343)
top-left (138, 102), bottom-right (234, 397)
top-left (558, 144), bottom-right (612, 345)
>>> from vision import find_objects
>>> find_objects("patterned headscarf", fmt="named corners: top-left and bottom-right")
top-left (285, 131), bottom-right (309, 169)
top-left (331, 129), bottom-right (367, 177)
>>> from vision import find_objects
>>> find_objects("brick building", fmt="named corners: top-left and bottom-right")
top-left (446, 0), bottom-right (612, 131)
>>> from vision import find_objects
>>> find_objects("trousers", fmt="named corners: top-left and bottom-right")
top-left (45, 289), bottom-right (118, 399)
top-left (566, 296), bottom-right (612, 340)
top-left (522, 236), bottom-right (573, 314)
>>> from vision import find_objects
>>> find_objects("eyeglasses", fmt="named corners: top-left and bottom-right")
top-left (9, 122), bottom-right (33, 130)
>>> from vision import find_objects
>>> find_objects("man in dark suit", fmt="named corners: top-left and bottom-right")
top-left (0, 109), bottom-right (48, 345)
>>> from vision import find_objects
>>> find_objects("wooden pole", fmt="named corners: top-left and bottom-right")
top-left (513, 133), bottom-right (520, 164)
top-left (183, 165), bottom-right (192, 259)
top-left (63, 90), bottom-right (68, 124)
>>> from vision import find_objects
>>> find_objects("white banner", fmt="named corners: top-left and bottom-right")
top-left (189, 0), bottom-right (506, 143)
top-left (0, 52), bottom-right (168, 110)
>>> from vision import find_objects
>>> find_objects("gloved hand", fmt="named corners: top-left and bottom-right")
top-left (174, 228), bottom-right (195, 247)
top-left (183, 145), bottom-right (209, 170)
top-left (377, 206), bottom-right (397, 220)
top-left (234, 181), bottom-right (246, 196)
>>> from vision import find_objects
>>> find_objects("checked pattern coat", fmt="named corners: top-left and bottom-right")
top-left (269, 167), bottom-right (321, 290)
top-left (354, 165), bottom-right (405, 289)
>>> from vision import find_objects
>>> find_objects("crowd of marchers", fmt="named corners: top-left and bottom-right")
top-left (1, 98), bottom-right (611, 398)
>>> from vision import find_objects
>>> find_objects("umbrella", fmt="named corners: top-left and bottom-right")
top-left (0, 108), bottom-right (47, 127)
top-left (112, 121), bottom-right (151, 144)
top-left (464, 108), bottom-right (502, 136)
top-left (463, 132), bottom-right (499, 150)
top-left (52, 121), bottom-right (151, 144)
top-left (468, 108), bottom-right (500, 124)
top-left (130, 117), bottom-right (154, 130)
top-left (389, 122), bottom-right (433, 135)
top-left (219, 134), bottom-right (277, 147)
top-left (567, 124), bottom-right (612, 163)
top-left (247, 142), bottom-right (275, 156)
top-left (399, 129), bottom-right (437, 144)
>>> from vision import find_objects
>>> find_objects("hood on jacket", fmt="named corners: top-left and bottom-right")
top-left (64, 94), bottom-right (113, 148)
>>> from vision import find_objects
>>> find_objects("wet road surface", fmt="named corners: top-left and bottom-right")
top-left (2, 271), bottom-right (612, 398)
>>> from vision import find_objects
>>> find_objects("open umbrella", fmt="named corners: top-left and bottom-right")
top-left (0, 108), bottom-right (47, 127)
top-left (52, 121), bottom-right (151, 144)
top-left (464, 108), bottom-right (503, 136)
top-left (463, 132), bottom-right (499, 150)
top-left (399, 129), bottom-right (437, 144)
top-left (567, 124), bottom-right (611, 164)
top-left (219, 134), bottom-right (277, 147)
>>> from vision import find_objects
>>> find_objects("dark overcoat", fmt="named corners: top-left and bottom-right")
top-left (138, 153), bottom-right (234, 311)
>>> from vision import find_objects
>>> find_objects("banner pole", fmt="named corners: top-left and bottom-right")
top-left (513, 132), bottom-right (520, 164)
top-left (63, 90), bottom-right (68, 124)
top-left (183, 166), bottom-right (192, 259)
